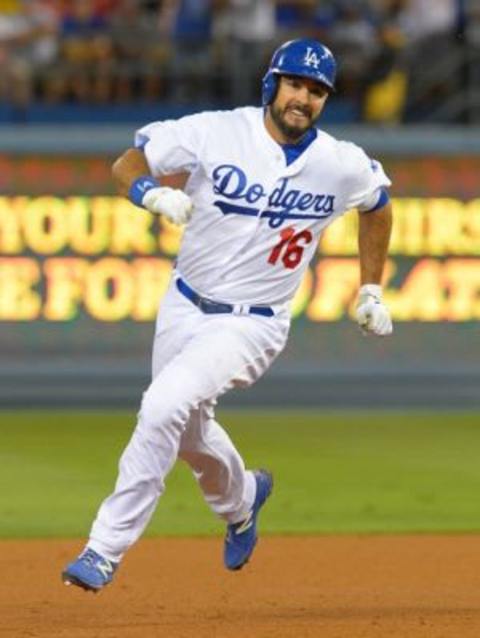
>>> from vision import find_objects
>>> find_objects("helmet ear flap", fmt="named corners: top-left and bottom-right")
top-left (261, 72), bottom-right (278, 106)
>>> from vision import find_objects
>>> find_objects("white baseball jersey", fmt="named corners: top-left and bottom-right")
top-left (136, 106), bottom-right (391, 306)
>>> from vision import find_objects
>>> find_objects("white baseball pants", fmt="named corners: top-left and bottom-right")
top-left (88, 276), bottom-right (290, 562)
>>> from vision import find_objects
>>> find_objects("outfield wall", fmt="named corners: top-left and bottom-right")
top-left (1, 125), bottom-right (479, 408)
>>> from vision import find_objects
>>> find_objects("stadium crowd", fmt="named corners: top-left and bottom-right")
top-left (0, 0), bottom-right (475, 123)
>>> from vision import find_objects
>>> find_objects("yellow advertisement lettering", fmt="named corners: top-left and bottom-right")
top-left (0, 257), bottom-right (40, 320)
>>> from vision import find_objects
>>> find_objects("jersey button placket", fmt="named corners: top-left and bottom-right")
top-left (219, 164), bottom-right (285, 281)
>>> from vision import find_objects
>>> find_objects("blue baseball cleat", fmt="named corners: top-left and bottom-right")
top-left (62, 548), bottom-right (118, 592)
top-left (224, 470), bottom-right (273, 571)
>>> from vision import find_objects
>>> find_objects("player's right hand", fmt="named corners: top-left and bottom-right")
top-left (355, 284), bottom-right (393, 336)
top-left (142, 186), bottom-right (193, 225)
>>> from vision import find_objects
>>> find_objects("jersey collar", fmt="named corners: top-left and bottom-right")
top-left (280, 127), bottom-right (317, 166)
top-left (256, 108), bottom-right (318, 174)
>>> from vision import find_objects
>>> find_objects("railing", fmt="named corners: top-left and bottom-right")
top-left (2, 123), bottom-right (480, 156)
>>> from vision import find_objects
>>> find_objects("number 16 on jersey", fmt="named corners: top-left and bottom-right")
top-left (267, 227), bottom-right (313, 269)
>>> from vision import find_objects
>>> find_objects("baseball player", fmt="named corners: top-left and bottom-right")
top-left (62, 38), bottom-right (393, 592)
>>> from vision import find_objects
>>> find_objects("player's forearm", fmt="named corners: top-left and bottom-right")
top-left (358, 202), bottom-right (392, 285)
top-left (112, 148), bottom-right (193, 225)
top-left (112, 148), bottom-right (153, 197)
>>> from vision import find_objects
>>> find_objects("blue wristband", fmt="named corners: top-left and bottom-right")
top-left (128, 176), bottom-right (158, 208)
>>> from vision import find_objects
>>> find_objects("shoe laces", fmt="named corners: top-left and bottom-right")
top-left (80, 548), bottom-right (99, 567)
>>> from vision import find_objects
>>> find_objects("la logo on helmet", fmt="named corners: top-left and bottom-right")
top-left (303, 47), bottom-right (321, 69)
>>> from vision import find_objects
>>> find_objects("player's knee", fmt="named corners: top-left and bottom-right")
top-left (139, 384), bottom-right (191, 435)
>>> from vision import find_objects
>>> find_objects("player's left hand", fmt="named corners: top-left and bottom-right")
top-left (355, 284), bottom-right (393, 336)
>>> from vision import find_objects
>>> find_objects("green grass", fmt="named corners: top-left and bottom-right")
top-left (1, 410), bottom-right (480, 538)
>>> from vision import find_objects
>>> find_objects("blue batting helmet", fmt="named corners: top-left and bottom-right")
top-left (262, 39), bottom-right (337, 106)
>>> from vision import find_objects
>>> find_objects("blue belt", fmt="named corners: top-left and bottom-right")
top-left (176, 278), bottom-right (274, 317)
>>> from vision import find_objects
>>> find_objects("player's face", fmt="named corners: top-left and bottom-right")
top-left (268, 75), bottom-right (329, 142)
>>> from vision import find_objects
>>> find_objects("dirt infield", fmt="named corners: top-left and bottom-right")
top-left (2, 535), bottom-right (480, 638)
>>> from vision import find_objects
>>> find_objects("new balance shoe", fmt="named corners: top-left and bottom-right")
top-left (62, 548), bottom-right (118, 592)
top-left (224, 469), bottom-right (273, 571)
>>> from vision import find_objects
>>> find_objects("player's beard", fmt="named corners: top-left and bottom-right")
top-left (269, 102), bottom-right (318, 143)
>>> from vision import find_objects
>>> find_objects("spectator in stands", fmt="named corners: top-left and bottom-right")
top-left (275, 0), bottom-right (317, 38)
top-left (0, 0), bottom-right (59, 113)
top-left (55, 0), bottom-right (115, 103)
top-left (158, 0), bottom-right (225, 103)
top-left (109, 0), bottom-right (168, 102)
top-left (327, 0), bottom-right (379, 101)
top-left (216, 0), bottom-right (277, 105)
top-left (397, 0), bottom-right (461, 121)
top-left (362, 0), bottom-right (409, 124)
top-left (395, 0), bottom-right (459, 43)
